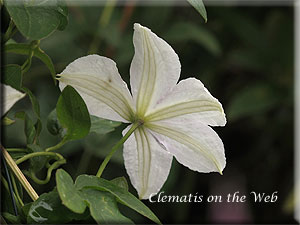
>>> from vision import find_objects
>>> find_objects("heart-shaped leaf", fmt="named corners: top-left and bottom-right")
top-left (90, 115), bottom-right (121, 135)
top-left (56, 86), bottom-right (91, 141)
top-left (2, 64), bottom-right (22, 90)
top-left (75, 175), bottom-right (161, 224)
top-left (56, 169), bottom-right (134, 224)
top-left (26, 189), bottom-right (87, 224)
top-left (5, 0), bottom-right (68, 40)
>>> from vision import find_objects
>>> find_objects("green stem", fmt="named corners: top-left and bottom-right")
top-left (6, 148), bottom-right (28, 152)
top-left (96, 122), bottom-right (141, 178)
top-left (2, 20), bottom-right (16, 43)
top-left (1, 146), bottom-right (39, 201)
top-left (10, 171), bottom-right (24, 207)
top-left (21, 40), bottom-right (40, 73)
top-left (24, 159), bottom-right (66, 185)
top-left (45, 136), bottom-right (68, 152)
top-left (1, 176), bottom-right (22, 211)
top-left (21, 50), bottom-right (34, 73)
top-left (15, 151), bottom-right (64, 165)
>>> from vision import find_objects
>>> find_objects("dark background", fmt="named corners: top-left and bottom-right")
top-left (3, 3), bottom-right (295, 224)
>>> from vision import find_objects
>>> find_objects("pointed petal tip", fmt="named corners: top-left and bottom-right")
top-left (138, 192), bottom-right (146, 200)
top-left (218, 159), bottom-right (226, 175)
top-left (138, 192), bottom-right (151, 200)
top-left (133, 23), bottom-right (142, 29)
top-left (133, 23), bottom-right (151, 33)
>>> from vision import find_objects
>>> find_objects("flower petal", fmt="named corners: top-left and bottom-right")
top-left (122, 125), bottom-right (173, 199)
top-left (145, 78), bottom-right (226, 126)
top-left (58, 55), bottom-right (134, 123)
top-left (148, 117), bottom-right (226, 174)
top-left (2, 84), bottom-right (26, 116)
top-left (130, 23), bottom-right (181, 116)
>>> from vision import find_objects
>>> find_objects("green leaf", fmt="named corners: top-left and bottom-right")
top-left (56, 2), bottom-right (69, 31)
top-left (75, 175), bottom-right (161, 224)
top-left (2, 64), bottom-right (22, 90)
top-left (20, 87), bottom-right (42, 141)
top-left (15, 111), bottom-right (36, 144)
top-left (56, 169), bottom-right (86, 214)
top-left (22, 203), bottom-right (33, 221)
top-left (4, 43), bottom-right (56, 84)
top-left (187, 0), bottom-right (207, 22)
top-left (164, 22), bottom-right (221, 56)
top-left (27, 144), bottom-right (48, 172)
top-left (5, 0), bottom-right (68, 40)
top-left (21, 87), bottom-right (40, 118)
top-left (2, 212), bottom-right (21, 224)
top-left (56, 86), bottom-right (91, 141)
top-left (79, 189), bottom-right (134, 224)
top-left (90, 115), bottom-right (121, 135)
top-left (111, 177), bottom-right (129, 191)
top-left (47, 109), bottom-right (65, 136)
top-left (47, 111), bottom-right (119, 137)
top-left (56, 169), bottom-right (132, 224)
top-left (27, 189), bottom-right (87, 224)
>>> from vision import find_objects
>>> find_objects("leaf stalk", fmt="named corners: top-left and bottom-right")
top-left (96, 121), bottom-right (141, 178)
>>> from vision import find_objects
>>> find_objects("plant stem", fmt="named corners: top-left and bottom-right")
top-left (1, 176), bottom-right (22, 214)
top-left (1, 146), bottom-right (39, 201)
top-left (96, 122), bottom-right (141, 178)
top-left (15, 151), bottom-right (64, 165)
top-left (10, 171), bottom-right (24, 207)
top-left (2, 20), bottom-right (16, 44)
top-left (21, 40), bottom-right (40, 73)
top-left (45, 136), bottom-right (68, 152)
top-left (1, 153), bottom-right (18, 215)
top-left (24, 159), bottom-right (66, 185)
top-left (15, 151), bottom-right (65, 185)
top-left (6, 148), bottom-right (28, 152)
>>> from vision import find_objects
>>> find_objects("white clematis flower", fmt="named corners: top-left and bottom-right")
top-left (1, 84), bottom-right (26, 117)
top-left (58, 23), bottom-right (226, 199)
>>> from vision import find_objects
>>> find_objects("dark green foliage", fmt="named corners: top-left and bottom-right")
top-left (56, 86), bottom-right (91, 141)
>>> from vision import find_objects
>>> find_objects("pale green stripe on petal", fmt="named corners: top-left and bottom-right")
top-left (58, 55), bottom-right (135, 123)
top-left (136, 29), bottom-right (157, 116)
top-left (147, 123), bottom-right (224, 174)
top-left (135, 127), bottom-right (152, 198)
top-left (130, 23), bottom-right (181, 118)
top-left (145, 78), bottom-right (227, 127)
top-left (58, 73), bottom-right (134, 120)
top-left (122, 125), bottom-right (173, 200)
top-left (145, 100), bottom-right (223, 122)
